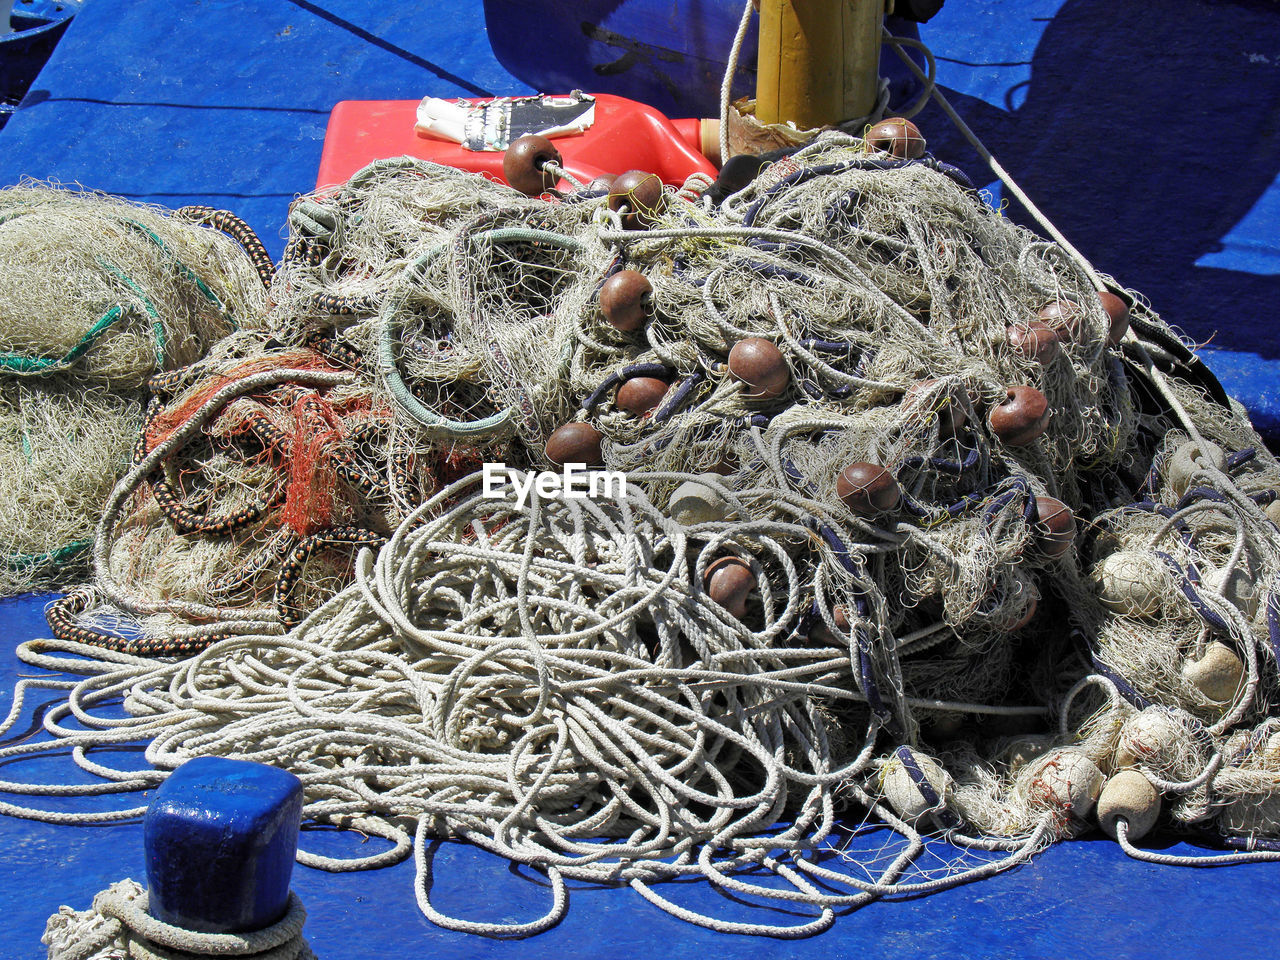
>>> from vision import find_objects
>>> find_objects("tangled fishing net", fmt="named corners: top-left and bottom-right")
top-left (0, 185), bottom-right (269, 594)
top-left (36, 160), bottom-right (536, 650)
top-left (11, 124), bottom-right (1280, 937)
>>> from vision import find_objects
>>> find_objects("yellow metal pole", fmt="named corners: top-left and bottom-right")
top-left (755, 0), bottom-right (884, 128)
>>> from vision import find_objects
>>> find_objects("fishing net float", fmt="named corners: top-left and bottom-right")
top-left (14, 93), bottom-right (1280, 936)
top-left (0, 184), bottom-right (269, 594)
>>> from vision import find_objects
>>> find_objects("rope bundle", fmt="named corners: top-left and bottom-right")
top-left (43, 880), bottom-right (315, 960)
top-left (16, 474), bottom-right (1052, 936)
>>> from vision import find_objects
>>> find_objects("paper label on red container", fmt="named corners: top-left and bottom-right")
top-left (415, 92), bottom-right (596, 151)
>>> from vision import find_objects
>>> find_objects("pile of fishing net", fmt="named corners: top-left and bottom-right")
top-left (12, 130), bottom-right (1280, 936)
top-left (0, 185), bottom-right (269, 595)
top-left (47, 160), bottom-right (525, 650)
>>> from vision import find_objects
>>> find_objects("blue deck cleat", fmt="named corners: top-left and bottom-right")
top-left (144, 756), bottom-right (303, 934)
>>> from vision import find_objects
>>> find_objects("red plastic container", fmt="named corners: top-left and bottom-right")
top-left (316, 93), bottom-right (718, 190)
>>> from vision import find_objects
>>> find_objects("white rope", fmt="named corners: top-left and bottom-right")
top-left (10, 472), bottom-right (1073, 934)
top-left (719, 0), bottom-right (757, 165)
top-left (44, 880), bottom-right (314, 960)
top-left (1116, 820), bottom-right (1280, 866)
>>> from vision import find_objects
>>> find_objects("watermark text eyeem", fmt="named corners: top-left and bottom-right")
top-left (482, 463), bottom-right (627, 508)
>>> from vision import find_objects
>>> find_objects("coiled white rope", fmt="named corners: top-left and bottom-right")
top-left (11, 472), bottom-right (1052, 935)
top-left (43, 880), bottom-right (314, 960)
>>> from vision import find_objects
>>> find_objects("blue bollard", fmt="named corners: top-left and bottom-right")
top-left (144, 756), bottom-right (303, 934)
